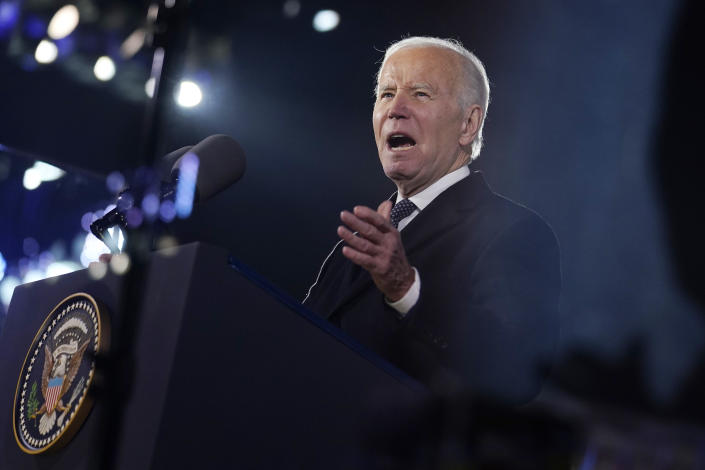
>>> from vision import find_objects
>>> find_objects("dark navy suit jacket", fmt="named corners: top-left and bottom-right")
top-left (304, 170), bottom-right (561, 404)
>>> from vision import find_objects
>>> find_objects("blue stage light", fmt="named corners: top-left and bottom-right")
top-left (81, 212), bottom-right (96, 232)
top-left (175, 152), bottom-right (198, 218)
top-left (54, 35), bottom-right (76, 58)
top-left (141, 192), bottom-right (160, 218)
top-left (106, 171), bottom-right (126, 193)
top-left (23, 15), bottom-right (46, 40)
top-left (0, 0), bottom-right (20, 38)
top-left (22, 237), bottom-right (39, 257)
top-left (159, 200), bottom-right (176, 223)
top-left (0, 251), bottom-right (6, 282)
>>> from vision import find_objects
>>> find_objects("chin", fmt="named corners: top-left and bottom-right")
top-left (383, 163), bottom-right (417, 184)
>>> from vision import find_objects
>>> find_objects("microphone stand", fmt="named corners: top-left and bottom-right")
top-left (93, 1), bottom-right (188, 468)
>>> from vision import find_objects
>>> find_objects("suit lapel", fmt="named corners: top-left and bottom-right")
top-left (401, 171), bottom-right (491, 256)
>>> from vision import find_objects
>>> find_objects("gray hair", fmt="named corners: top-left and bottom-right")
top-left (375, 37), bottom-right (490, 160)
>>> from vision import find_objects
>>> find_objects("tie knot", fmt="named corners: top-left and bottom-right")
top-left (390, 199), bottom-right (416, 228)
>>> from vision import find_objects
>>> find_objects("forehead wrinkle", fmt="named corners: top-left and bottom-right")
top-left (410, 82), bottom-right (435, 91)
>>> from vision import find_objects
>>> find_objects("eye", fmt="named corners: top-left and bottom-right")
top-left (380, 91), bottom-right (394, 99)
top-left (415, 91), bottom-right (429, 98)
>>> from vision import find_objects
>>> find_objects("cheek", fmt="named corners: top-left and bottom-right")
top-left (372, 110), bottom-right (383, 130)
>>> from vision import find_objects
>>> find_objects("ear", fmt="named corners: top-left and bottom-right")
top-left (459, 104), bottom-right (483, 147)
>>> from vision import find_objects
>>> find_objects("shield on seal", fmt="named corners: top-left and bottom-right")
top-left (45, 376), bottom-right (64, 414)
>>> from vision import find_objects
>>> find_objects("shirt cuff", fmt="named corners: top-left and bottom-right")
top-left (386, 267), bottom-right (420, 316)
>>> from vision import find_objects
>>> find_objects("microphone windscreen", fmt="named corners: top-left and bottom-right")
top-left (174, 134), bottom-right (246, 202)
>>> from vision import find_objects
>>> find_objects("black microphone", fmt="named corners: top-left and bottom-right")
top-left (90, 134), bottom-right (246, 252)
top-left (171, 134), bottom-right (246, 203)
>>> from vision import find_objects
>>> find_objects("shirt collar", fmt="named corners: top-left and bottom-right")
top-left (395, 165), bottom-right (471, 210)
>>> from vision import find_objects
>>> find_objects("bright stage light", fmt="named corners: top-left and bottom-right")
top-left (0, 251), bottom-right (6, 281)
top-left (32, 161), bottom-right (65, 181)
top-left (176, 80), bottom-right (202, 108)
top-left (120, 28), bottom-right (145, 59)
top-left (22, 268), bottom-right (43, 284)
top-left (22, 161), bottom-right (65, 190)
top-left (45, 260), bottom-right (81, 278)
top-left (34, 39), bottom-right (58, 64)
top-left (0, 275), bottom-right (19, 308)
top-left (145, 77), bottom-right (155, 98)
top-left (23, 167), bottom-right (41, 190)
top-left (94, 56), bottom-right (115, 81)
top-left (47, 4), bottom-right (79, 40)
top-left (110, 253), bottom-right (130, 275)
top-left (313, 10), bottom-right (339, 32)
top-left (88, 260), bottom-right (107, 280)
top-left (79, 232), bottom-right (110, 267)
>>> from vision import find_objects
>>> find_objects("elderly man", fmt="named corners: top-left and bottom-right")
top-left (304, 37), bottom-right (560, 404)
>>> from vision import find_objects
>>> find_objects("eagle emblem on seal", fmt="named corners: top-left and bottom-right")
top-left (13, 293), bottom-right (109, 454)
top-left (32, 320), bottom-right (90, 435)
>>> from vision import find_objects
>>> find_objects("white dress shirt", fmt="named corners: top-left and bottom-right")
top-left (386, 165), bottom-right (471, 315)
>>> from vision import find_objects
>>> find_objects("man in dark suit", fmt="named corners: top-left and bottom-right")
top-left (304, 37), bottom-right (560, 404)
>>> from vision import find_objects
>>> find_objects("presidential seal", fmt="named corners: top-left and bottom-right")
top-left (12, 293), bottom-right (110, 454)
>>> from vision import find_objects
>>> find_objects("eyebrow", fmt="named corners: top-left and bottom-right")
top-left (378, 82), bottom-right (435, 93)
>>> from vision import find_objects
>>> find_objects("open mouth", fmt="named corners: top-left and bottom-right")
top-left (387, 134), bottom-right (416, 151)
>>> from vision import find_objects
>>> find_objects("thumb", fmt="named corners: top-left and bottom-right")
top-left (377, 200), bottom-right (393, 221)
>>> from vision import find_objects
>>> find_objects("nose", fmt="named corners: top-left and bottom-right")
top-left (388, 93), bottom-right (409, 119)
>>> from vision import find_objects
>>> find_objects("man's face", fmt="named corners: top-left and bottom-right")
top-left (373, 46), bottom-right (472, 197)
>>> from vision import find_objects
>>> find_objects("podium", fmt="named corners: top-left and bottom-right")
top-left (0, 243), bottom-right (427, 469)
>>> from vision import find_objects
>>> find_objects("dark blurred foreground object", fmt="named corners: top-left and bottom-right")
top-left (656, 0), bottom-right (705, 311)
top-left (359, 384), bottom-right (705, 470)
top-left (528, 4), bottom-right (705, 467)
top-left (359, 390), bottom-right (579, 469)
top-left (654, 0), bottom-right (705, 425)
top-left (550, 0), bottom-right (705, 422)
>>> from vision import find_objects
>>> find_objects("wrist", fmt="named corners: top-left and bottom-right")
top-left (386, 267), bottom-right (421, 315)
top-left (388, 266), bottom-right (416, 302)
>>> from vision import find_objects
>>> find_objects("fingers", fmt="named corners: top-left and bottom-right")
top-left (340, 210), bottom-right (383, 243)
top-left (341, 245), bottom-right (376, 271)
top-left (340, 205), bottom-right (393, 239)
top-left (338, 202), bottom-right (403, 277)
top-left (337, 224), bottom-right (378, 255)
top-left (353, 205), bottom-right (392, 232)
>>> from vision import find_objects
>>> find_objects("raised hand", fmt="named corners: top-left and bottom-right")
top-left (338, 200), bottom-right (415, 301)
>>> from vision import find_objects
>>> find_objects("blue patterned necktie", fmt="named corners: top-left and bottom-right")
top-left (390, 199), bottom-right (417, 228)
